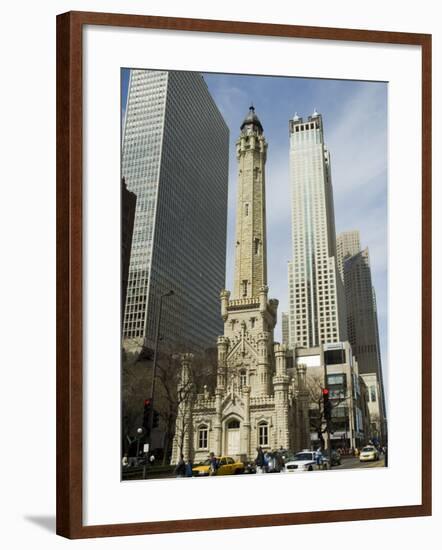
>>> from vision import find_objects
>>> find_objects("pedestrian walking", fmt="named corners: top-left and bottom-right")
top-left (255, 446), bottom-right (265, 474)
top-left (149, 454), bottom-right (155, 467)
top-left (264, 451), bottom-right (272, 473)
top-left (208, 452), bottom-right (219, 475)
top-left (185, 458), bottom-right (193, 477)
top-left (316, 447), bottom-right (324, 468)
top-left (276, 451), bottom-right (285, 472)
top-left (174, 454), bottom-right (186, 478)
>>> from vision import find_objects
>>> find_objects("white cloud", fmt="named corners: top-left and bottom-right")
top-left (328, 84), bottom-right (387, 197)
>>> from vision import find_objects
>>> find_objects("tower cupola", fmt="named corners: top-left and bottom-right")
top-left (240, 105), bottom-right (264, 135)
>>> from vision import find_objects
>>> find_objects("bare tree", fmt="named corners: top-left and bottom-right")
top-left (155, 348), bottom-right (217, 463)
top-left (121, 348), bottom-right (154, 455)
top-left (122, 343), bottom-right (218, 464)
top-left (155, 353), bottom-right (192, 464)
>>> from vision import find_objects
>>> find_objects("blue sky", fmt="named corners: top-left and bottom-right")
top-left (121, 70), bottom-right (388, 387)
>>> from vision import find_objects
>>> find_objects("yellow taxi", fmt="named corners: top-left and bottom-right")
top-left (192, 456), bottom-right (245, 476)
top-left (359, 445), bottom-right (380, 462)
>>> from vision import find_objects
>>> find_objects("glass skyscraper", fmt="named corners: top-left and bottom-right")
top-left (287, 111), bottom-right (347, 349)
top-left (341, 244), bottom-right (387, 441)
top-left (122, 70), bottom-right (229, 353)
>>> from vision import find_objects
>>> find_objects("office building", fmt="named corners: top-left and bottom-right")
top-left (343, 246), bottom-right (387, 441)
top-left (121, 177), bottom-right (137, 329)
top-left (287, 111), bottom-right (347, 349)
top-left (122, 70), bottom-right (229, 353)
top-left (294, 342), bottom-right (371, 450)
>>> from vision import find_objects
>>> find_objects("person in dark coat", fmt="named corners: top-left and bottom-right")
top-left (255, 446), bottom-right (265, 474)
top-left (185, 458), bottom-right (193, 477)
top-left (174, 454), bottom-right (186, 477)
top-left (208, 452), bottom-right (219, 475)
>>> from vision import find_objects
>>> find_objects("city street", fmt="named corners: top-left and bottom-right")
top-left (334, 456), bottom-right (385, 470)
top-left (122, 455), bottom-right (385, 480)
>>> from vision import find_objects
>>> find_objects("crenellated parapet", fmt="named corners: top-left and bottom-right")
top-left (250, 395), bottom-right (275, 408)
top-left (273, 374), bottom-right (290, 386)
top-left (194, 395), bottom-right (216, 411)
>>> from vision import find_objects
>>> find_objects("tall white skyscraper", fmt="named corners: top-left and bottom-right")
top-left (122, 70), bottom-right (229, 353)
top-left (287, 111), bottom-right (347, 349)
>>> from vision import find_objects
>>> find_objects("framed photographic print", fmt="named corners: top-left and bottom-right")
top-left (56, 11), bottom-right (432, 539)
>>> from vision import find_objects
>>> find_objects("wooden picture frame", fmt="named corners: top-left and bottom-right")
top-left (56, 11), bottom-right (432, 539)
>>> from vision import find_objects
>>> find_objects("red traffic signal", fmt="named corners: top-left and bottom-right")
top-left (322, 387), bottom-right (332, 422)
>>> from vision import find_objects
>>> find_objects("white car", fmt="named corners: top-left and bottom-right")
top-left (284, 450), bottom-right (327, 473)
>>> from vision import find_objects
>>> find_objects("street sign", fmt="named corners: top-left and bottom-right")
top-left (143, 443), bottom-right (150, 453)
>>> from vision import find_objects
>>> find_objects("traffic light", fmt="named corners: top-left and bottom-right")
top-left (322, 388), bottom-right (332, 422)
top-left (143, 399), bottom-right (152, 432)
top-left (152, 409), bottom-right (160, 429)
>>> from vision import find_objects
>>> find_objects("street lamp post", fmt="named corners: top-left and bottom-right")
top-left (135, 427), bottom-right (144, 461)
top-left (145, 290), bottom-right (175, 459)
top-left (323, 361), bottom-right (332, 470)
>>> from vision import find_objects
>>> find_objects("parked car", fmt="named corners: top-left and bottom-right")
top-left (284, 450), bottom-right (326, 473)
top-left (359, 445), bottom-right (380, 462)
top-left (192, 456), bottom-right (245, 476)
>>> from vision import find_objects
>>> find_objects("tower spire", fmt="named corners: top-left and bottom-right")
top-left (233, 106), bottom-right (268, 299)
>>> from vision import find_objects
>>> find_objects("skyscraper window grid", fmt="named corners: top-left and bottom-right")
top-left (288, 113), bottom-right (346, 349)
top-left (121, 69), bottom-right (229, 352)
